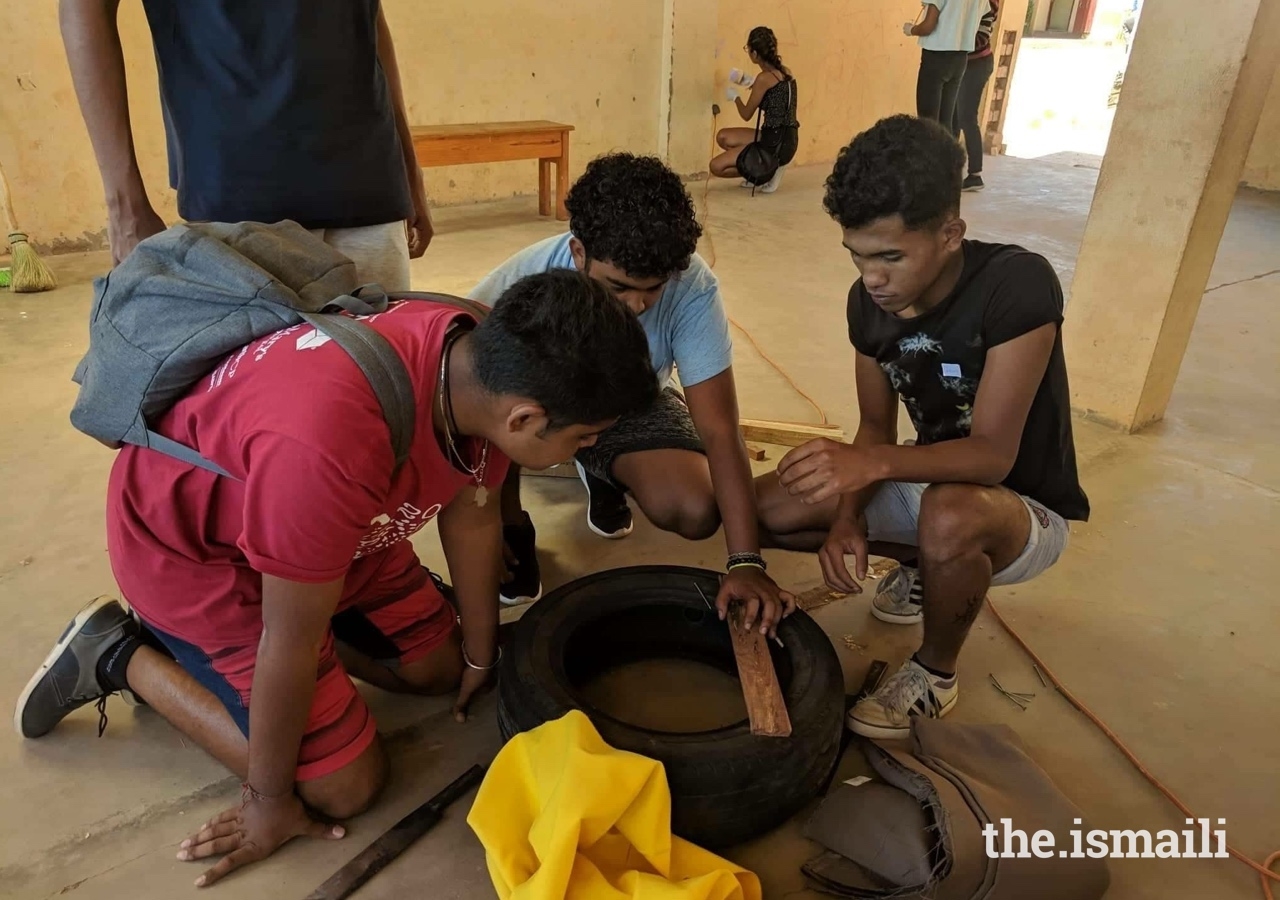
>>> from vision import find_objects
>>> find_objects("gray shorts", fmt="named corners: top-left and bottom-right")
top-left (864, 482), bottom-right (1070, 586)
top-left (310, 221), bottom-right (411, 292)
top-left (575, 387), bottom-right (704, 490)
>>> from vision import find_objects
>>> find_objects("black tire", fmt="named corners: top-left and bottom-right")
top-left (496, 565), bottom-right (844, 848)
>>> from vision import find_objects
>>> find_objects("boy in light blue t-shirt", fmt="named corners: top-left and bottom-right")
top-left (471, 153), bottom-right (793, 636)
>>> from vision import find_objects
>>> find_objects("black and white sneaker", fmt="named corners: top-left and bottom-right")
top-left (14, 596), bottom-right (140, 738)
top-left (962, 174), bottom-right (985, 192)
top-left (871, 565), bottom-right (924, 625)
top-left (499, 512), bottom-right (542, 605)
top-left (574, 461), bottom-right (633, 539)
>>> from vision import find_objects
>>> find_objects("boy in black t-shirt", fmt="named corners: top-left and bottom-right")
top-left (757, 115), bottom-right (1088, 739)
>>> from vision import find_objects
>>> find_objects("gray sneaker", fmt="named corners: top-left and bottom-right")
top-left (871, 565), bottom-right (923, 625)
top-left (14, 597), bottom-right (140, 738)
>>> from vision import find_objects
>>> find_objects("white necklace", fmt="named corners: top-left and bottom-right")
top-left (438, 330), bottom-right (491, 507)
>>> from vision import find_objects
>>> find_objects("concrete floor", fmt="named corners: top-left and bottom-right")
top-left (1, 154), bottom-right (1277, 899)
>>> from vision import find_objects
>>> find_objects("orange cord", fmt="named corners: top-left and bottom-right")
top-left (986, 597), bottom-right (1280, 899)
top-left (701, 110), bottom-right (829, 427)
top-left (727, 315), bottom-right (829, 426)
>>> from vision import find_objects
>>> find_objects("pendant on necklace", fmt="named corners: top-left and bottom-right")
top-left (474, 485), bottom-right (488, 508)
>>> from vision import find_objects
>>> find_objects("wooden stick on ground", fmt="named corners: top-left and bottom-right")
top-left (744, 442), bottom-right (767, 461)
top-left (727, 603), bottom-right (792, 738)
top-left (525, 462), bottom-right (579, 479)
top-left (739, 418), bottom-right (845, 447)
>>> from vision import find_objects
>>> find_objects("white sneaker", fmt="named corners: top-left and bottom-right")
top-left (871, 565), bottom-right (923, 625)
top-left (847, 658), bottom-right (958, 740)
top-left (758, 166), bottom-right (785, 194)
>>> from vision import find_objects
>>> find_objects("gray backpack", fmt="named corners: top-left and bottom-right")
top-left (70, 220), bottom-right (487, 478)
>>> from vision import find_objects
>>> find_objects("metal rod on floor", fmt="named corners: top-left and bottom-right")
top-left (303, 764), bottom-right (486, 900)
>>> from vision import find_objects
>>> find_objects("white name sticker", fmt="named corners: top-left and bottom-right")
top-left (941, 363), bottom-right (962, 378)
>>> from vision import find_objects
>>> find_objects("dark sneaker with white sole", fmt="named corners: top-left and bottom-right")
top-left (499, 512), bottom-right (542, 605)
top-left (574, 460), bottom-right (633, 539)
top-left (962, 174), bottom-right (985, 192)
top-left (14, 596), bottom-right (140, 738)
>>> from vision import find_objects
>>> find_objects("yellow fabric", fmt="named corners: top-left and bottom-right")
top-left (468, 710), bottom-right (762, 900)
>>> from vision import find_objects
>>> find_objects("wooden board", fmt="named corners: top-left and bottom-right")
top-left (795, 584), bottom-right (852, 613)
top-left (410, 121), bottom-right (574, 138)
top-left (739, 418), bottom-right (845, 447)
top-left (525, 463), bottom-right (579, 479)
top-left (744, 442), bottom-right (766, 461)
top-left (727, 604), bottom-right (792, 738)
top-left (410, 121), bottom-right (572, 220)
top-left (412, 132), bottom-right (565, 167)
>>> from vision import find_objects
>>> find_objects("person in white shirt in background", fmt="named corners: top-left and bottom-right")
top-left (905, 0), bottom-right (988, 126)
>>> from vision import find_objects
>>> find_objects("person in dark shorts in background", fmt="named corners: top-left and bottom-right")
top-left (15, 273), bottom-right (657, 887)
top-left (950, 0), bottom-right (1000, 192)
top-left (60, 0), bottom-right (432, 286)
top-left (712, 26), bottom-right (800, 194)
top-left (757, 115), bottom-right (1089, 739)
top-left (905, 0), bottom-right (987, 126)
top-left (471, 153), bottom-right (795, 637)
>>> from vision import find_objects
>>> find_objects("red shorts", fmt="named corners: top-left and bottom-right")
top-left (133, 541), bottom-right (456, 781)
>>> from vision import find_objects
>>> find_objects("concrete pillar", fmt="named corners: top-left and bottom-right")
top-left (1063, 0), bottom-right (1280, 431)
top-left (658, 0), bottom-right (719, 177)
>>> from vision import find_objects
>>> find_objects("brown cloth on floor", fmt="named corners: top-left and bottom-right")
top-left (802, 718), bottom-right (1110, 900)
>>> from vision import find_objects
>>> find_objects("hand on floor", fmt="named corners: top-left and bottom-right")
top-left (177, 789), bottom-right (344, 887)
top-left (453, 663), bottom-right (496, 723)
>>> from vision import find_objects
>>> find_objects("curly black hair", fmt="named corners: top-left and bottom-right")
top-left (472, 269), bottom-right (658, 429)
top-left (823, 114), bottom-right (965, 231)
top-left (565, 152), bottom-right (703, 280)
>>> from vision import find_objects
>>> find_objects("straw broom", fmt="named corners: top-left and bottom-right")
top-left (0, 162), bottom-right (56, 293)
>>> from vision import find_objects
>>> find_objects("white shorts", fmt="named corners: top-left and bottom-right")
top-left (311, 221), bottom-right (411, 293)
top-left (863, 482), bottom-right (1070, 586)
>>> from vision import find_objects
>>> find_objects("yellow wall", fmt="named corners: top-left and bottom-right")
top-left (23, 0), bottom-right (1274, 255)
top-left (381, 0), bottom-right (664, 206)
top-left (714, 3), bottom-right (919, 168)
top-left (1, 0), bottom-right (932, 253)
top-left (0, 2), bottom-right (176, 253)
top-left (1241, 68), bottom-right (1280, 190)
top-left (0, 0), bottom-right (666, 253)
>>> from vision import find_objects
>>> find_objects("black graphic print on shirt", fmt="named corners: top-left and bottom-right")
top-left (846, 240), bottom-right (1090, 521)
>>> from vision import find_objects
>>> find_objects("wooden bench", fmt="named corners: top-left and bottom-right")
top-left (410, 121), bottom-right (574, 221)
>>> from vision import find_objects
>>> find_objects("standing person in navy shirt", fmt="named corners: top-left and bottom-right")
top-left (60, 0), bottom-right (431, 289)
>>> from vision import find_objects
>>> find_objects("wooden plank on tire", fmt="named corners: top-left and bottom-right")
top-left (727, 603), bottom-right (792, 738)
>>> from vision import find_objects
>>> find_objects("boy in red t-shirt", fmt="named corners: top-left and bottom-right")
top-left (14, 270), bottom-right (656, 887)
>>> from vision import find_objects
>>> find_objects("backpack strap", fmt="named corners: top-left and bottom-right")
top-left (297, 311), bottom-right (416, 470)
top-left (393, 290), bottom-right (492, 320)
top-left (140, 292), bottom-right (485, 479)
top-left (145, 430), bottom-right (236, 478)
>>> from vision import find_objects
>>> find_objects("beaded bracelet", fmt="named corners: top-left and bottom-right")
top-left (727, 551), bottom-right (767, 572)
